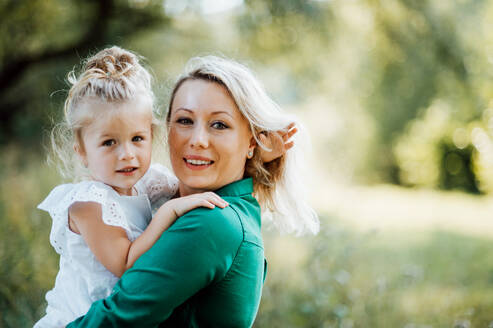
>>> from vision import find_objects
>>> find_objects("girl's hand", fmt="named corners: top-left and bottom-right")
top-left (165, 192), bottom-right (229, 219)
top-left (259, 122), bottom-right (297, 163)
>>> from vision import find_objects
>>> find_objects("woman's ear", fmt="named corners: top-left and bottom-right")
top-left (247, 136), bottom-right (257, 159)
top-left (74, 143), bottom-right (88, 167)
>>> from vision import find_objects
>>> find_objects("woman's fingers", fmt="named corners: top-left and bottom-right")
top-left (283, 126), bottom-right (298, 141)
top-left (258, 124), bottom-right (297, 162)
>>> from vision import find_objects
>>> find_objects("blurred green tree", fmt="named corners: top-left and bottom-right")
top-left (237, 0), bottom-right (335, 101)
top-left (236, 0), bottom-right (493, 190)
top-left (360, 0), bottom-right (487, 183)
top-left (0, 0), bottom-right (170, 146)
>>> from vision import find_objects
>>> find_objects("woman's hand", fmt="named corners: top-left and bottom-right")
top-left (164, 192), bottom-right (229, 219)
top-left (259, 122), bottom-right (298, 163)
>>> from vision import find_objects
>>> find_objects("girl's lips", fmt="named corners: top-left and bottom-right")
top-left (116, 167), bottom-right (138, 176)
top-left (119, 171), bottom-right (136, 176)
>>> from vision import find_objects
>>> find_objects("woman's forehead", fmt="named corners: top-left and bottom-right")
top-left (171, 79), bottom-right (240, 117)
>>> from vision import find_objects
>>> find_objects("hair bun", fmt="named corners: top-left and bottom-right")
top-left (85, 46), bottom-right (136, 79)
top-left (64, 45), bottom-right (153, 114)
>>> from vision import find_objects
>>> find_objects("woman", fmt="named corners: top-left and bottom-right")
top-left (67, 56), bottom-right (319, 327)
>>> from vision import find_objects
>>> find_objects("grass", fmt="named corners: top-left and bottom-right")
top-left (257, 225), bottom-right (493, 327)
top-left (1, 148), bottom-right (493, 327)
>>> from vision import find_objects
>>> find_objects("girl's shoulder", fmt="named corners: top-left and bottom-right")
top-left (38, 181), bottom-right (132, 255)
top-left (135, 163), bottom-right (179, 204)
top-left (38, 180), bottom-right (116, 213)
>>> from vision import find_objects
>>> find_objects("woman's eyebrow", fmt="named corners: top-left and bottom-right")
top-left (174, 108), bottom-right (234, 118)
top-left (211, 110), bottom-right (234, 118)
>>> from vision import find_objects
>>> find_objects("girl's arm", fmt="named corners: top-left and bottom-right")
top-left (69, 192), bottom-right (228, 278)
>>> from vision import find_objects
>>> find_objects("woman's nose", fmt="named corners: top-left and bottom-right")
top-left (190, 125), bottom-right (209, 148)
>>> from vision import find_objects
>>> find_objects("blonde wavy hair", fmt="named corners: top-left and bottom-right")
top-left (50, 46), bottom-right (158, 180)
top-left (167, 56), bottom-right (319, 235)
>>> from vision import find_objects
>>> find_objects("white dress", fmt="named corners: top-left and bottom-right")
top-left (34, 164), bottom-right (178, 328)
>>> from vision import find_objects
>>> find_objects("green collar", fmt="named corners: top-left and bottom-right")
top-left (215, 178), bottom-right (253, 197)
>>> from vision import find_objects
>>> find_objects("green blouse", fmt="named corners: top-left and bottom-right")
top-left (67, 178), bottom-right (266, 327)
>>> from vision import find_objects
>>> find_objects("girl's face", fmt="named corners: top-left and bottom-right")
top-left (76, 98), bottom-right (153, 195)
top-left (168, 79), bottom-right (255, 196)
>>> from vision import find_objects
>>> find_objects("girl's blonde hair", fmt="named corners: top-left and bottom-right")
top-left (168, 56), bottom-right (319, 235)
top-left (50, 46), bottom-right (157, 180)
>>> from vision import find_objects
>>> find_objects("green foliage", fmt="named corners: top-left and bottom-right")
top-left (394, 100), bottom-right (493, 193)
top-left (238, 0), bottom-right (334, 101)
top-left (357, 0), bottom-right (488, 182)
top-left (439, 142), bottom-right (478, 193)
top-left (0, 148), bottom-right (59, 327)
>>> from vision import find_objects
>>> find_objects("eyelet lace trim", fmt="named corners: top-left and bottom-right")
top-left (39, 182), bottom-right (130, 255)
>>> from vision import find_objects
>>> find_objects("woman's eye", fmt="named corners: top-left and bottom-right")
top-left (102, 139), bottom-right (116, 147)
top-left (211, 121), bottom-right (228, 130)
top-left (132, 136), bottom-right (144, 142)
top-left (177, 117), bottom-right (193, 125)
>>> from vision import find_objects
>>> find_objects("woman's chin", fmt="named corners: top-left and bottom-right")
top-left (179, 177), bottom-right (216, 194)
top-left (177, 170), bottom-right (243, 195)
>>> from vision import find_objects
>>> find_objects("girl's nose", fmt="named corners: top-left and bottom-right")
top-left (190, 125), bottom-right (209, 149)
top-left (119, 143), bottom-right (135, 160)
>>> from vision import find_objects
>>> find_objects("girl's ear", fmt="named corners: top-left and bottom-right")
top-left (74, 143), bottom-right (88, 167)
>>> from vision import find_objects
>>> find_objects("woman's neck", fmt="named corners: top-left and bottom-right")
top-left (178, 183), bottom-right (207, 197)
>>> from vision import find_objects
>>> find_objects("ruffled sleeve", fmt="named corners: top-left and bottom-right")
top-left (135, 163), bottom-right (179, 208)
top-left (38, 181), bottom-right (131, 255)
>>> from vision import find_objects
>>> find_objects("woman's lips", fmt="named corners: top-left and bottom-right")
top-left (183, 157), bottom-right (214, 171)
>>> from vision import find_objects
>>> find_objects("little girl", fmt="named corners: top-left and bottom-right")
top-left (35, 46), bottom-right (294, 327)
top-left (34, 47), bottom-right (231, 328)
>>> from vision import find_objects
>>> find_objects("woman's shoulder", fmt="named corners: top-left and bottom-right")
top-left (170, 206), bottom-right (240, 247)
top-left (176, 197), bottom-right (262, 248)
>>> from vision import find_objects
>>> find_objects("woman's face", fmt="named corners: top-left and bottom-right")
top-left (168, 79), bottom-right (255, 196)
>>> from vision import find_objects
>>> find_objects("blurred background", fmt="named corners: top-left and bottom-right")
top-left (2, 0), bottom-right (493, 326)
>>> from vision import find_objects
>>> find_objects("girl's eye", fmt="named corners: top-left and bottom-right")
top-left (132, 136), bottom-right (144, 142)
top-left (102, 139), bottom-right (116, 147)
top-left (211, 121), bottom-right (228, 130)
top-left (176, 117), bottom-right (193, 125)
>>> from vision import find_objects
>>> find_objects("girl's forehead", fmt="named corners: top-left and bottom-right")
top-left (84, 115), bottom-right (152, 140)
top-left (80, 101), bottom-right (153, 135)
top-left (80, 95), bottom-right (153, 115)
